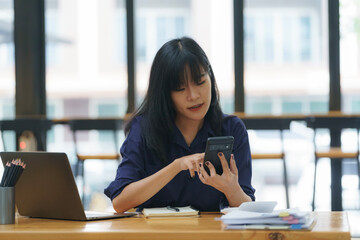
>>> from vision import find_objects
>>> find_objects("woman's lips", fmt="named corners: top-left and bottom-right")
top-left (188, 103), bottom-right (204, 111)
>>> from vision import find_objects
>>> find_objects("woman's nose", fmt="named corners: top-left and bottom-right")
top-left (187, 85), bottom-right (200, 101)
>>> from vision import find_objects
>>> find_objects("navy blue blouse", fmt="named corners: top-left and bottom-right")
top-left (104, 115), bottom-right (255, 211)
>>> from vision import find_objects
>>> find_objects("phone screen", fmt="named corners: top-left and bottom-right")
top-left (203, 136), bottom-right (234, 175)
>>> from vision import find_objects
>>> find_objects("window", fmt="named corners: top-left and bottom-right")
top-left (310, 101), bottom-right (327, 113)
top-left (351, 100), bottom-right (360, 112)
top-left (45, 0), bottom-right (60, 66)
top-left (0, 0), bottom-right (15, 120)
top-left (282, 101), bottom-right (302, 114)
top-left (45, 0), bottom-right (128, 155)
top-left (340, 0), bottom-right (360, 113)
top-left (244, 16), bottom-right (256, 62)
top-left (156, 16), bottom-right (185, 50)
top-left (242, 0), bottom-right (329, 210)
top-left (97, 103), bottom-right (120, 142)
top-left (115, 8), bottom-right (127, 64)
top-left (247, 101), bottom-right (273, 115)
top-left (45, 0), bottom-right (128, 119)
top-left (135, 0), bottom-right (234, 113)
top-left (0, 0), bottom-right (15, 152)
top-left (300, 16), bottom-right (311, 61)
top-left (136, 16), bottom-right (147, 61)
top-left (244, 0), bottom-right (328, 115)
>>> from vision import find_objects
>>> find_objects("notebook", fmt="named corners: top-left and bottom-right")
top-left (0, 151), bottom-right (137, 221)
top-left (142, 206), bottom-right (199, 218)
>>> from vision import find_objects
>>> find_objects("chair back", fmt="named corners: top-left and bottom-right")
top-left (0, 118), bottom-right (52, 151)
top-left (241, 118), bottom-right (291, 130)
top-left (307, 116), bottom-right (359, 130)
top-left (69, 119), bottom-right (123, 131)
top-left (68, 118), bottom-right (124, 157)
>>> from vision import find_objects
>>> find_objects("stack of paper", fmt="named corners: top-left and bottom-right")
top-left (142, 206), bottom-right (199, 218)
top-left (221, 201), bottom-right (277, 214)
top-left (220, 208), bottom-right (314, 230)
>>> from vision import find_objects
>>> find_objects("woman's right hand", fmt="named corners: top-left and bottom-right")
top-left (174, 153), bottom-right (204, 178)
top-left (113, 153), bottom-right (205, 213)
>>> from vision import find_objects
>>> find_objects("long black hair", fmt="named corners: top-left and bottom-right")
top-left (125, 37), bottom-right (223, 164)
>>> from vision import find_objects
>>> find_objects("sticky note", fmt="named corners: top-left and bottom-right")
top-left (282, 216), bottom-right (293, 221)
top-left (279, 212), bottom-right (290, 217)
top-left (291, 224), bottom-right (302, 230)
top-left (287, 219), bottom-right (299, 224)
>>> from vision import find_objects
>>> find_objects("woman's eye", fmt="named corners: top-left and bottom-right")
top-left (197, 80), bottom-right (206, 85)
top-left (174, 87), bottom-right (185, 92)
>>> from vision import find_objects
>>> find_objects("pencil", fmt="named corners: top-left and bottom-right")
top-left (9, 160), bottom-right (20, 187)
top-left (4, 160), bottom-right (16, 187)
top-left (14, 161), bottom-right (25, 186)
top-left (0, 158), bottom-right (26, 187)
top-left (0, 161), bottom-right (10, 187)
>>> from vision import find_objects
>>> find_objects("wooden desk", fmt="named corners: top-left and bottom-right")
top-left (0, 212), bottom-right (350, 240)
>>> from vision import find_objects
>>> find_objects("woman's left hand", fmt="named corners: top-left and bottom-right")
top-left (198, 152), bottom-right (239, 195)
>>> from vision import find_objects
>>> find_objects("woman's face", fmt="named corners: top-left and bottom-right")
top-left (171, 65), bottom-right (212, 125)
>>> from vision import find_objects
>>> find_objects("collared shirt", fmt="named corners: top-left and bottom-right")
top-left (104, 115), bottom-right (255, 211)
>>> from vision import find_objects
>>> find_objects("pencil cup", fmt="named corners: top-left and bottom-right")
top-left (0, 187), bottom-right (15, 224)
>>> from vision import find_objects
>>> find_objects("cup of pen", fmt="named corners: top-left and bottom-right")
top-left (0, 158), bottom-right (26, 224)
top-left (0, 186), bottom-right (15, 224)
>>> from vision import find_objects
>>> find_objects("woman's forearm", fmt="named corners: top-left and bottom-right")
top-left (112, 160), bottom-right (181, 213)
top-left (224, 184), bottom-right (252, 207)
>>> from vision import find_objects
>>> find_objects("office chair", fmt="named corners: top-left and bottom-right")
top-left (236, 113), bottom-right (291, 208)
top-left (307, 116), bottom-right (360, 210)
top-left (68, 118), bottom-right (124, 203)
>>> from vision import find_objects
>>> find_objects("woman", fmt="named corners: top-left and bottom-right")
top-left (104, 37), bottom-right (255, 213)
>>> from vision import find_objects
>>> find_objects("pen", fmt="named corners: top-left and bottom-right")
top-left (166, 206), bottom-right (180, 212)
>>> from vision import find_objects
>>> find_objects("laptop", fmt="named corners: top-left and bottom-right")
top-left (0, 151), bottom-right (137, 221)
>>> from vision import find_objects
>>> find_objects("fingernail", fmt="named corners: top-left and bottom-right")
top-left (199, 163), bottom-right (202, 167)
top-left (218, 152), bottom-right (223, 157)
top-left (231, 154), bottom-right (234, 159)
top-left (206, 161), bottom-right (210, 166)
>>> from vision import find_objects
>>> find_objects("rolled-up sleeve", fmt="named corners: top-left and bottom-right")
top-left (104, 121), bottom-right (146, 200)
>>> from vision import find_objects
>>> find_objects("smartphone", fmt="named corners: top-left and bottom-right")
top-left (204, 136), bottom-right (234, 175)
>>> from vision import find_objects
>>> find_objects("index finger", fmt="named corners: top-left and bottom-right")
top-left (194, 153), bottom-right (205, 172)
top-left (218, 152), bottom-right (230, 174)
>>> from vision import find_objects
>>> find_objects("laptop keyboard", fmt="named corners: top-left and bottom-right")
top-left (85, 211), bottom-right (116, 218)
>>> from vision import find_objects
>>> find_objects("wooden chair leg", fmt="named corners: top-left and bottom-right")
top-left (312, 157), bottom-right (318, 211)
top-left (74, 161), bottom-right (79, 177)
top-left (282, 158), bottom-right (290, 209)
